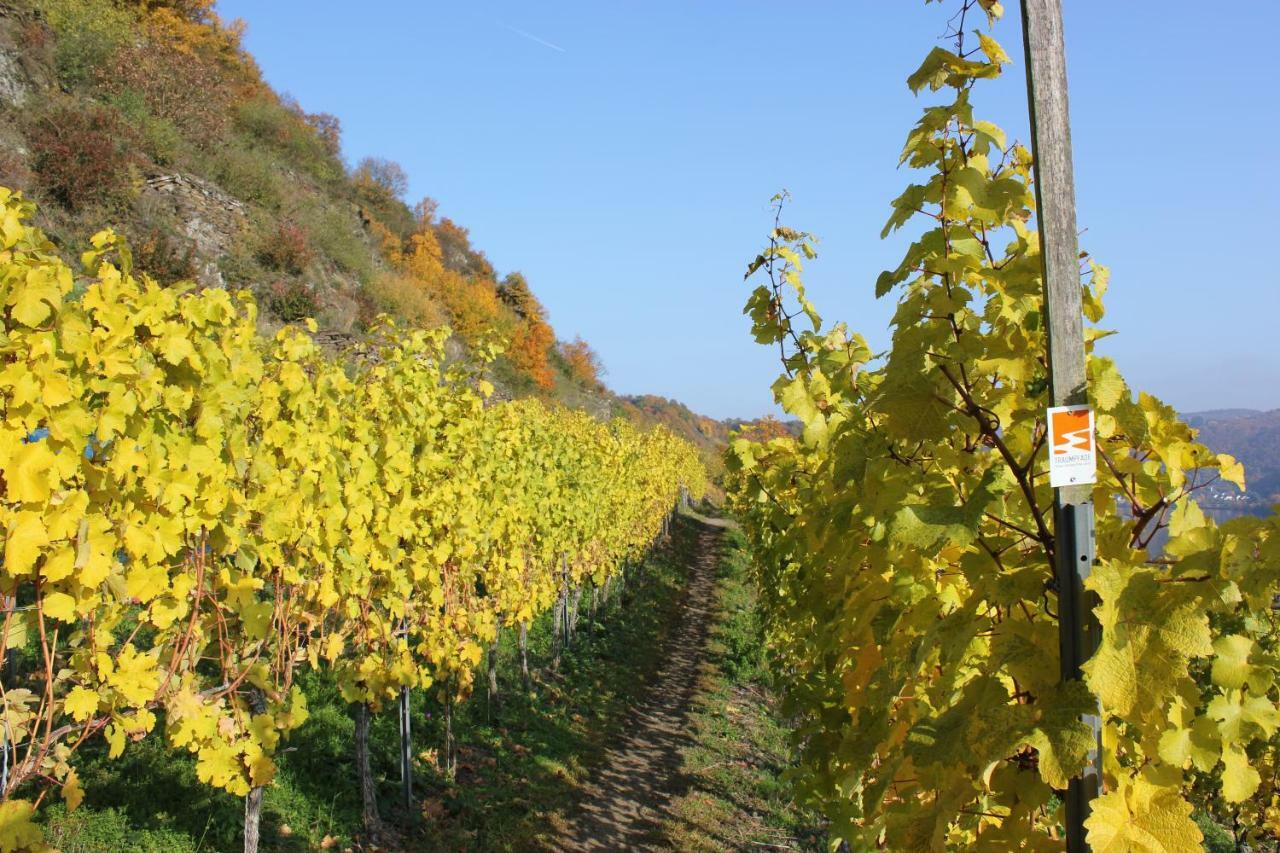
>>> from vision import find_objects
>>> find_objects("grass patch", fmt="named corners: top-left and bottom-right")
top-left (660, 522), bottom-right (824, 851)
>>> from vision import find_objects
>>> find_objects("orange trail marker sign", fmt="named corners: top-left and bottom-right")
top-left (1047, 405), bottom-right (1096, 489)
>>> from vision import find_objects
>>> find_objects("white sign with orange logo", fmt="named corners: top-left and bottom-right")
top-left (1047, 404), bottom-right (1096, 488)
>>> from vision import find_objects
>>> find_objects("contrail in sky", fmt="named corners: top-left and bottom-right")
top-left (500, 22), bottom-right (566, 53)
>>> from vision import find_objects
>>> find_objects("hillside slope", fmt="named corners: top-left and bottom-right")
top-left (0, 0), bottom-right (795, 483)
top-left (1185, 408), bottom-right (1280, 509)
top-left (0, 0), bottom-right (620, 408)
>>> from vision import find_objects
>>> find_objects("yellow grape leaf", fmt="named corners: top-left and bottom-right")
top-left (247, 751), bottom-right (276, 787)
top-left (1084, 563), bottom-right (1211, 717)
top-left (240, 600), bottom-right (274, 641)
top-left (1209, 689), bottom-right (1280, 742)
top-left (64, 686), bottom-right (100, 723)
top-left (62, 770), bottom-right (84, 812)
top-left (168, 704), bottom-right (218, 752)
top-left (1156, 726), bottom-right (1192, 768)
top-left (40, 545), bottom-right (76, 583)
top-left (5, 511), bottom-right (50, 575)
top-left (125, 563), bottom-right (168, 603)
top-left (196, 740), bottom-right (249, 796)
top-left (1215, 453), bottom-right (1246, 489)
top-left (1089, 358), bottom-right (1127, 412)
top-left (77, 544), bottom-right (114, 589)
top-left (117, 707), bottom-right (156, 737)
top-left (105, 723), bottom-right (126, 759)
top-left (4, 440), bottom-right (57, 504)
top-left (1085, 775), bottom-right (1201, 852)
top-left (244, 739), bottom-right (277, 787)
top-left (42, 591), bottom-right (77, 623)
top-left (1188, 716), bottom-right (1223, 772)
top-left (1210, 635), bottom-right (1254, 690)
top-left (276, 686), bottom-right (309, 732)
top-left (0, 799), bottom-right (43, 851)
top-left (40, 372), bottom-right (72, 409)
top-left (1221, 743), bottom-right (1261, 803)
top-left (0, 203), bottom-right (22, 248)
top-left (976, 32), bottom-right (1009, 66)
top-left (159, 334), bottom-right (195, 366)
top-left (2, 614), bottom-right (27, 651)
top-left (249, 713), bottom-right (281, 752)
top-left (323, 633), bottom-right (343, 663)
top-left (10, 267), bottom-right (62, 326)
top-left (110, 645), bottom-right (159, 706)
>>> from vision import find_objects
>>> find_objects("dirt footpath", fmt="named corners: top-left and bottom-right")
top-left (550, 519), bottom-right (727, 851)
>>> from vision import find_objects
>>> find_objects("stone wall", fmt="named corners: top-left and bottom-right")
top-left (143, 173), bottom-right (249, 288)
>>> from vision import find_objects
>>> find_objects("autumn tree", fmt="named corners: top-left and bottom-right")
top-left (497, 272), bottom-right (539, 320)
top-left (395, 221), bottom-right (501, 344)
top-left (131, 0), bottom-right (216, 23)
top-left (561, 337), bottom-right (603, 388)
top-left (293, 104), bottom-right (341, 158)
top-left (734, 416), bottom-right (793, 443)
top-left (413, 196), bottom-right (439, 229)
top-left (509, 320), bottom-right (555, 390)
top-left (494, 274), bottom-right (553, 388)
top-left (434, 217), bottom-right (495, 281)
top-left (353, 157), bottom-right (409, 203)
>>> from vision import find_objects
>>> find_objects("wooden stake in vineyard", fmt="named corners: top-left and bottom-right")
top-left (399, 685), bottom-right (413, 810)
top-left (1019, 1), bottom-right (1102, 849)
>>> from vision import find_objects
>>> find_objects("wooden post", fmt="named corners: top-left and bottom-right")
top-left (1020, 1), bottom-right (1101, 849)
top-left (518, 621), bottom-right (531, 690)
top-left (244, 785), bottom-right (265, 853)
top-left (355, 703), bottom-right (381, 832)
top-left (244, 688), bottom-right (268, 852)
top-left (396, 616), bottom-right (413, 813)
top-left (561, 555), bottom-right (572, 648)
top-left (399, 685), bottom-right (413, 811)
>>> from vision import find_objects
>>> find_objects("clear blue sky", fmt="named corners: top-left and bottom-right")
top-left (216, 0), bottom-right (1279, 420)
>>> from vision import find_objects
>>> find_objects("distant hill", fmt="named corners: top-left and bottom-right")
top-left (614, 395), bottom-right (800, 487)
top-left (1183, 408), bottom-right (1280, 511)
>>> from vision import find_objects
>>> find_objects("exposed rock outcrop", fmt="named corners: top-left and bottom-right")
top-left (143, 173), bottom-right (248, 288)
top-left (0, 4), bottom-right (54, 108)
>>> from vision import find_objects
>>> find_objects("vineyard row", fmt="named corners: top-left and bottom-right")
top-left (0, 187), bottom-right (707, 850)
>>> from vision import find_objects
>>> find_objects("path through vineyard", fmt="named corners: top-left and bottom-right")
top-left (553, 514), bottom-right (734, 850)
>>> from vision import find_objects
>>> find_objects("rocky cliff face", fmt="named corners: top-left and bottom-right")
top-left (0, 4), bottom-right (53, 109)
top-left (143, 173), bottom-right (248, 288)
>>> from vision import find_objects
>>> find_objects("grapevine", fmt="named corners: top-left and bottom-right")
top-left (726, 2), bottom-right (1280, 849)
top-left (0, 187), bottom-right (705, 849)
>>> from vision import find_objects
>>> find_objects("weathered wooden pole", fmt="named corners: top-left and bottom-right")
top-left (1020, 1), bottom-right (1102, 849)
top-left (399, 685), bottom-right (413, 811)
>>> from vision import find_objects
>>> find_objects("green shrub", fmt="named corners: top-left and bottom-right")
top-left (217, 238), bottom-right (267, 289)
top-left (97, 34), bottom-right (232, 146)
top-left (208, 142), bottom-right (283, 208)
top-left (236, 95), bottom-right (344, 186)
top-left (107, 88), bottom-right (188, 167)
top-left (299, 204), bottom-right (373, 282)
top-left (41, 804), bottom-right (196, 853)
top-left (1193, 810), bottom-right (1237, 853)
top-left (265, 279), bottom-right (318, 322)
top-left (35, 0), bottom-right (135, 87)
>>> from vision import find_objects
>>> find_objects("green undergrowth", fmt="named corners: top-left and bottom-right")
top-left (661, 524), bottom-right (824, 851)
top-left (41, 516), bottom-right (701, 852)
